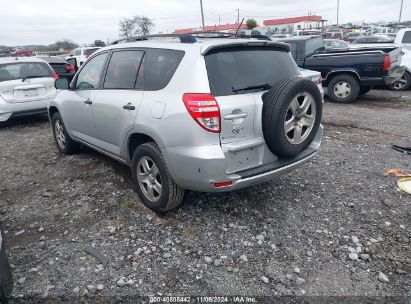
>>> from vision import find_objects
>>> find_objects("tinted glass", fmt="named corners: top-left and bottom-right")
top-left (403, 31), bottom-right (411, 43)
top-left (84, 48), bottom-right (100, 56)
top-left (205, 47), bottom-right (299, 97)
top-left (73, 49), bottom-right (81, 56)
top-left (104, 50), bottom-right (144, 89)
top-left (0, 62), bottom-right (52, 82)
top-left (143, 49), bottom-right (184, 91)
top-left (76, 52), bottom-right (108, 89)
top-left (305, 38), bottom-right (324, 55)
top-left (287, 42), bottom-right (298, 59)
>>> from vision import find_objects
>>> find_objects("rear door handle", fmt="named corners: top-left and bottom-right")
top-left (84, 98), bottom-right (92, 105)
top-left (224, 112), bottom-right (248, 120)
top-left (123, 103), bottom-right (135, 110)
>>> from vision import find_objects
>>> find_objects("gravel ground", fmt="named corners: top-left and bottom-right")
top-left (0, 89), bottom-right (410, 302)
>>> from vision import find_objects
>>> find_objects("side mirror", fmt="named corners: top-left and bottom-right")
top-left (55, 78), bottom-right (69, 90)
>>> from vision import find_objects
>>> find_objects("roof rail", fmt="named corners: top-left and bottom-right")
top-left (111, 34), bottom-right (197, 45)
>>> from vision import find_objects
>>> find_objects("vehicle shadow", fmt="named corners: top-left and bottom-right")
top-left (0, 114), bottom-right (49, 129)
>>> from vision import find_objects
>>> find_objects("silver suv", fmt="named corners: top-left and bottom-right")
top-left (50, 35), bottom-right (323, 213)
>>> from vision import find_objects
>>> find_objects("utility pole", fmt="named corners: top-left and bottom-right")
top-left (236, 9), bottom-right (240, 24)
top-left (219, 15), bottom-right (221, 26)
top-left (200, 0), bottom-right (205, 30)
top-left (337, 0), bottom-right (340, 25)
top-left (399, 0), bottom-right (404, 23)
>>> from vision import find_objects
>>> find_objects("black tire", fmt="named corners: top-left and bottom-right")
top-left (359, 86), bottom-right (372, 96)
top-left (51, 113), bottom-right (79, 155)
top-left (327, 74), bottom-right (360, 103)
top-left (131, 142), bottom-right (184, 213)
top-left (0, 225), bottom-right (13, 302)
top-left (389, 72), bottom-right (411, 91)
top-left (262, 77), bottom-right (323, 158)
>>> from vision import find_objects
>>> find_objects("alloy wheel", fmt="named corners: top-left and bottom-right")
top-left (334, 81), bottom-right (352, 98)
top-left (137, 156), bottom-right (162, 202)
top-left (284, 92), bottom-right (317, 145)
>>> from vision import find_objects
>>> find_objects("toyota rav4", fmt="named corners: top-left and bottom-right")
top-left (49, 35), bottom-right (324, 213)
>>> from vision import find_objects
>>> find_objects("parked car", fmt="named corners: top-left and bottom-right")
top-left (299, 67), bottom-right (324, 97)
top-left (324, 31), bottom-right (344, 40)
top-left (38, 56), bottom-right (76, 81)
top-left (0, 223), bottom-right (13, 303)
top-left (65, 47), bottom-right (101, 69)
top-left (346, 32), bottom-right (365, 43)
top-left (324, 39), bottom-right (349, 50)
top-left (49, 35), bottom-right (324, 213)
top-left (348, 28), bottom-right (411, 91)
top-left (390, 28), bottom-right (411, 90)
top-left (0, 57), bottom-right (58, 124)
top-left (0, 48), bottom-right (10, 58)
top-left (352, 35), bottom-right (394, 44)
top-left (10, 48), bottom-right (33, 57)
top-left (279, 36), bottom-right (405, 103)
top-left (270, 34), bottom-right (292, 40)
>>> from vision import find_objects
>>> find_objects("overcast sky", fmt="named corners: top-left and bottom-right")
top-left (0, 0), bottom-right (410, 46)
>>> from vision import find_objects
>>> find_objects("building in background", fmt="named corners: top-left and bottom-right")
top-left (259, 15), bottom-right (326, 35)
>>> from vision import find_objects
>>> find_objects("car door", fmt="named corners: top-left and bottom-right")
top-left (92, 49), bottom-right (144, 156)
top-left (60, 52), bottom-right (108, 144)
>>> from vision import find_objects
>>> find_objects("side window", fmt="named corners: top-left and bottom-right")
top-left (402, 31), bottom-right (411, 43)
top-left (76, 53), bottom-right (108, 90)
top-left (287, 43), bottom-right (297, 59)
top-left (73, 49), bottom-right (81, 56)
top-left (103, 50), bottom-right (144, 89)
top-left (143, 49), bottom-right (184, 91)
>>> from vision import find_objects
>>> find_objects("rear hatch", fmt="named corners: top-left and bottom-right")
top-left (0, 61), bottom-right (56, 103)
top-left (204, 45), bottom-right (300, 174)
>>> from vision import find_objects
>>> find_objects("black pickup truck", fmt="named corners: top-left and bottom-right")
top-left (279, 36), bottom-right (405, 103)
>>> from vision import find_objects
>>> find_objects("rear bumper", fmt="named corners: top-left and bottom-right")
top-left (385, 66), bottom-right (407, 85)
top-left (163, 125), bottom-right (323, 192)
top-left (0, 98), bottom-right (51, 122)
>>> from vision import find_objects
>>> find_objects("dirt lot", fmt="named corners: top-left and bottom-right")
top-left (1, 89), bottom-right (410, 302)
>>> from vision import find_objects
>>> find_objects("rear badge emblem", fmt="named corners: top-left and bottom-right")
top-left (232, 125), bottom-right (243, 135)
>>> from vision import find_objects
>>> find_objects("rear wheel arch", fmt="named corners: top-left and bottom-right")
top-left (324, 71), bottom-right (360, 87)
top-left (127, 133), bottom-right (157, 162)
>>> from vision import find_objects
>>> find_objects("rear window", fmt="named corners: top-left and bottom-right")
top-left (305, 38), bottom-right (324, 56)
top-left (0, 62), bottom-right (53, 82)
top-left (84, 48), bottom-right (100, 56)
top-left (205, 47), bottom-right (299, 97)
top-left (142, 49), bottom-right (184, 91)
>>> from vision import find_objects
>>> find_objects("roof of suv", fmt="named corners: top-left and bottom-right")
top-left (97, 38), bottom-right (290, 55)
top-left (0, 57), bottom-right (48, 64)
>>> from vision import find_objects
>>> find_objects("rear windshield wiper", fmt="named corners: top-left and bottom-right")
top-left (22, 75), bottom-right (49, 82)
top-left (232, 83), bottom-right (271, 93)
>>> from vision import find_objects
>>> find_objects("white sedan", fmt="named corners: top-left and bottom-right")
top-left (0, 57), bottom-right (57, 124)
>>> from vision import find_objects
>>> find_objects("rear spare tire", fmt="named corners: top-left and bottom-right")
top-left (262, 77), bottom-right (322, 158)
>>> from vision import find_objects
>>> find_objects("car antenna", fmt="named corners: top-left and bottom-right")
top-left (235, 18), bottom-right (245, 36)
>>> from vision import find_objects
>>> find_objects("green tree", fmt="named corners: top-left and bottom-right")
top-left (246, 19), bottom-right (257, 30)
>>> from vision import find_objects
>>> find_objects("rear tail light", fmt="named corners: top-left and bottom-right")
top-left (52, 72), bottom-right (59, 79)
top-left (86, 54), bottom-right (90, 59)
top-left (182, 93), bottom-right (220, 133)
top-left (65, 64), bottom-right (75, 72)
top-left (383, 54), bottom-right (391, 71)
top-left (213, 181), bottom-right (233, 188)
